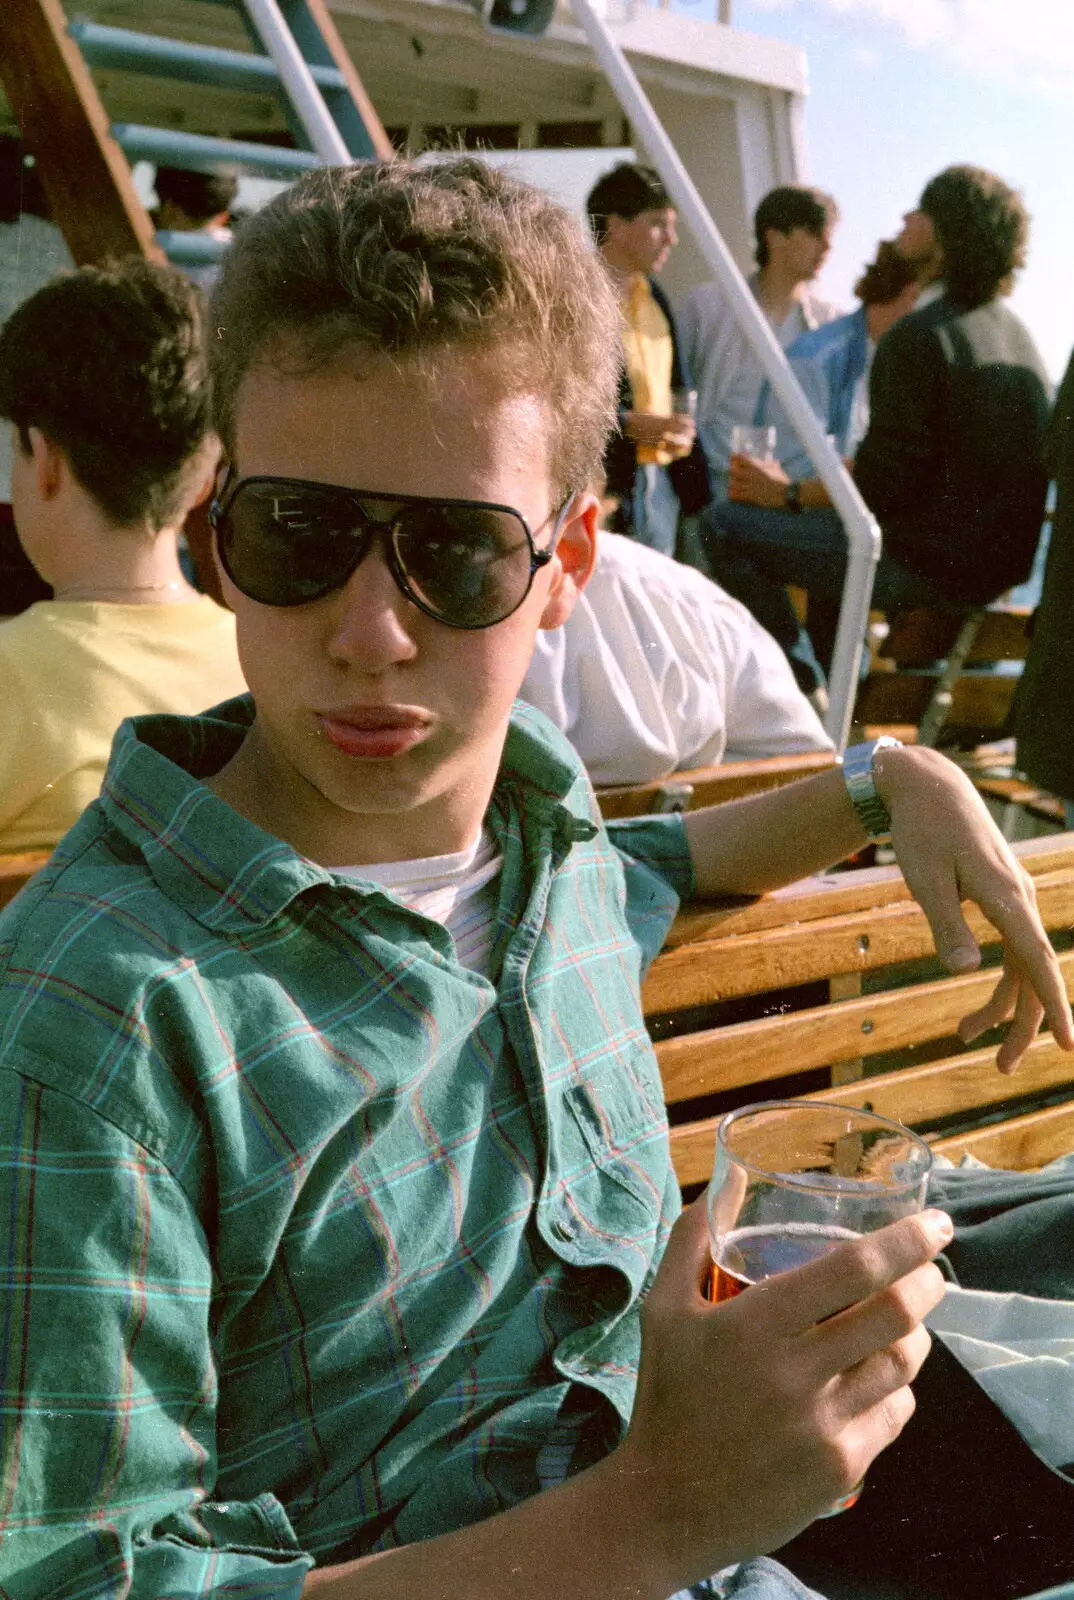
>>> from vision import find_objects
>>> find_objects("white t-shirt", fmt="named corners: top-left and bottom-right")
top-left (336, 830), bottom-right (503, 977)
top-left (520, 533), bottom-right (833, 787)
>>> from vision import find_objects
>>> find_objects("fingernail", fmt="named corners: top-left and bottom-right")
top-left (922, 1209), bottom-right (954, 1245)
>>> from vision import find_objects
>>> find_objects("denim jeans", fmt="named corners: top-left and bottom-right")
top-left (671, 1557), bottom-right (827, 1599)
top-left (700, 501), bottom-right (946, 694)
top-left (629, 462), bottom-right (681, 559)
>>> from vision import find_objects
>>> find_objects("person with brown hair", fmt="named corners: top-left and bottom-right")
top-left (702, 166), bottom-right (1051, 694)
top-left (0, 157), bottom-right (1068, 1600)
top-left (585, 162), bottom-right (709, 555)
top-left (0, 255), bottom-right (246, 849)
top-left (756, 240), bottom-right (921, 479)
top-left (679, 184), bottom-right (842, 498)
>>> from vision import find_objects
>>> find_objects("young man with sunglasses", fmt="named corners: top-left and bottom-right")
top-left (0, 160), bottom-right (1071, 1600)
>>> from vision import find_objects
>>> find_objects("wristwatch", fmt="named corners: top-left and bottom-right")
top-left (784, 481), bottom-right (803, 513)
top-left (840, 736), bottom-right (903, 839)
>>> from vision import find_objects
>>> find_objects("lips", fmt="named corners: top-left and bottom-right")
top-left (317, 707), bottom-right (430, 760)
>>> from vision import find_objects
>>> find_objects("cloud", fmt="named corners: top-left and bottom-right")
top-left (798, 0), bottom-right (1074, 91)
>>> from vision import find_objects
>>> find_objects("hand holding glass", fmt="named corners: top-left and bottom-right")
top-left (707, 1099), bottom-right (934, 1514)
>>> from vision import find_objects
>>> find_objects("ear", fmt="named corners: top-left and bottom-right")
top-left (28, 427), bottom-right (66, 502)
top-left (538, 492), bottom-right (599, 631)
top-left (189, 436), bottom-right (223, 511)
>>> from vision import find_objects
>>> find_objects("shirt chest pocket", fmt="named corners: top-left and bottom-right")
top-left (557, 1061), bottom-right (669, 1243)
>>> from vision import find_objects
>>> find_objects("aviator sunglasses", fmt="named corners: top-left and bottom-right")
top-left (209, 470), bottom-right (575, 630)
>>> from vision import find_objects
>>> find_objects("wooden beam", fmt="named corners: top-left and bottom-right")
top-left (0, 851), bottom-right (49, 910)
top-left (0, 0), bottom-right (163, 265)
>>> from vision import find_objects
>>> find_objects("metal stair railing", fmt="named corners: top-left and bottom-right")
top-left (565, 0), bottom-right (878, 751)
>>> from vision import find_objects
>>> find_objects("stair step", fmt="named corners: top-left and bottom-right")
top-left (69, 21), bottom-right (347, 96)
top-left (111, 123), bottom-right (320, 177)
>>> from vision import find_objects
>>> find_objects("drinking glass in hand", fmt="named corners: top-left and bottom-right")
top-left (671, 386), bottom-right (698, 420)
top-left (707, 1099), bottom-right (934, 1513)
top-left (730, 423), bottom-right (777, 462)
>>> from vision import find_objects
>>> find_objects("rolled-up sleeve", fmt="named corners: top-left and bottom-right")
top-left (0, 1068), bottom-right (314, 1599)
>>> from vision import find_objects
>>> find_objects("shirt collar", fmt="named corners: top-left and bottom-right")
top-left (96, 695), bottom-right (599, 934)
top-left (915, 279), bottom-right (946, 309)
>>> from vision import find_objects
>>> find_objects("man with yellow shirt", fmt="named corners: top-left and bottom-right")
top-left (0, 257), bottom-right (247, 851)
top-left (587, 163), bottom-right (710, 556)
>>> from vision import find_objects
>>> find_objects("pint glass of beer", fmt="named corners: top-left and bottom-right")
top-left (706, 1099), bottom-right (934, 1513)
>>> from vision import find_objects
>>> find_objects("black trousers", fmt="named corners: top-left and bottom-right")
top-left (772, 1161), bottom-right (1074, 1600)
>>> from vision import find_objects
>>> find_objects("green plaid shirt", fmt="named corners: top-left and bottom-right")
top-left (0, 696), bottom-right (691, 1598)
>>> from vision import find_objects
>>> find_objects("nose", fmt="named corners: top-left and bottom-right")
top-left (323, 539), bottom-right (418, 673)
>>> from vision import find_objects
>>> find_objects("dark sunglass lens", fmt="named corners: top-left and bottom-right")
top-left (394, 505), bottom-right (530, 626)
top-left (221, 483), bottom-right (365, 605)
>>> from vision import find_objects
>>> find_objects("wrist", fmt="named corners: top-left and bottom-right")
top-left (570, 1448), bottom-right (695, 1600)
top-left (841, 737), bottom-right (905, 839)
top-left (871, 741), bottom-right (949, 813)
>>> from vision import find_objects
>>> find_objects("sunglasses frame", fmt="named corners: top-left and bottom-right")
top-left (208, 469), bottom-right (574, 630)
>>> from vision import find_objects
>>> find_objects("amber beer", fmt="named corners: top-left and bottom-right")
top-left (709, 1220), bottom-right (867, 1512)
top-left (709, 1220), bottom-right (862, 1303)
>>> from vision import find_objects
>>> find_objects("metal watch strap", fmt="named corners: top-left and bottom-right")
top-left (840, 736), bottom-right (902, 839)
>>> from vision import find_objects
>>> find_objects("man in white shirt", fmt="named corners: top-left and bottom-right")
top-left (520, 532), bottom-right (832, 786)
top-left (678, 185), bottom-right (842, 498)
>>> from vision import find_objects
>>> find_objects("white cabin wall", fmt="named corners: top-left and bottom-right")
top-left (643, 86), bottom-right (748, 308)
top-left (653, 80), bottom-right (805, 309)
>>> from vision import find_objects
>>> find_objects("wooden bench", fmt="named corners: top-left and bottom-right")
top-left (645, 834), bottom-right (1074, 1195)
top-left (597, 751), bottom-right (836, 820)
top-left (855, 604), bottom-right (1031, 748)
top-left (0, 851), bottom-right (50, 910)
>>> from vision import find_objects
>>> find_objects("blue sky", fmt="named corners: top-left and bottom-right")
top-left (725, 0), bottom-right (1074, 382)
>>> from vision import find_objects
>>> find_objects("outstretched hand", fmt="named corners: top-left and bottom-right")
top-left (875, 745), bottom-right (1074, 1073)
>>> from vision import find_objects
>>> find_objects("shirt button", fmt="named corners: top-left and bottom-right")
top-left (550, 1216), bottom-right (576, 1243)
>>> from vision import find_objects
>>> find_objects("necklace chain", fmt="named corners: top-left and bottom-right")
top-left (53, 579), bottom-right (192, 601)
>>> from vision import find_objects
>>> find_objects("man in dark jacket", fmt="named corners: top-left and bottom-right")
top-left (1013, 351), bottom-right (1074, 814)
top-left (587, 163), bottom-right (710, 556)
top-left (699, 165), bottom-right (1052, 690)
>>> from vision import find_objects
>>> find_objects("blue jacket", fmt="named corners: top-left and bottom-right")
top-left (757, 306), bottom-right (870, 477)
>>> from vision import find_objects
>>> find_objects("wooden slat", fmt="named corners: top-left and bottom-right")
top-left (808, 1034), bottom-right (1074, 1125)
top-left (976, 777), bottom-right (1065, 827)
top-left (0, 851), bottom-right (49, 909)
top-left (662, 833), bottom-right (1074, 950)
top-left (880, 606), bottom-right (1030, 667)
top-left (665, 1034), bottom-right (1074, 1189)
top-left (644, 869), bottom-right (1074, 1016)
top-left (933, 1100), bottom-right (1074, 1169)
top-left (855, 671), bottom-right (1017, 730)
top-left (596, 751), bottom-right (836, 820)
top-left (655, 950), bottom-right (1074, 1104)
top-left (0, 0), bottom-right (163, 265)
